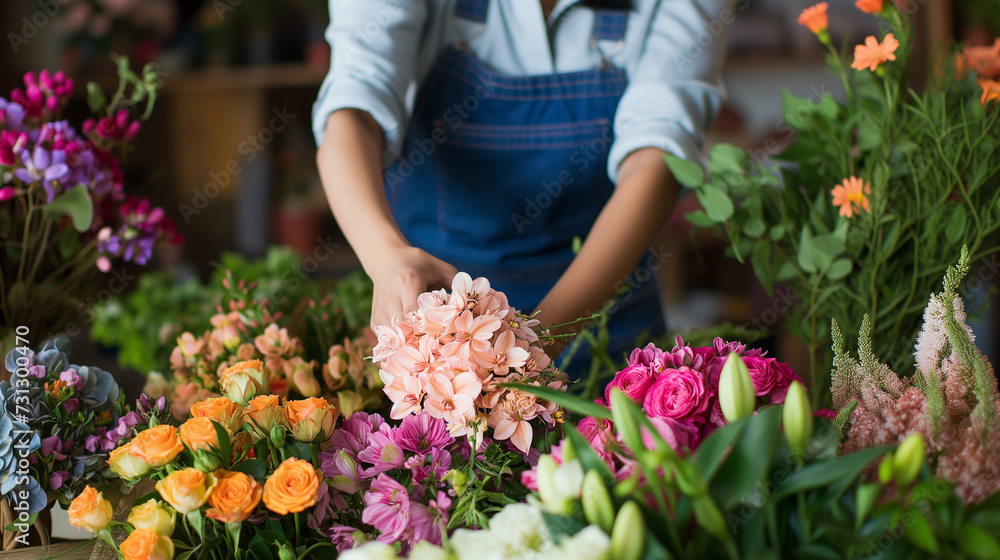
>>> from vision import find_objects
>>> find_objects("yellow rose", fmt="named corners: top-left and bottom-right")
top-left (191, 397), bottom-right (244, 434)
top-left (285, 397), bottom-right (338, 443)
top-left (244, 394), bottom-right (284, 439)
top-left (131, 425), bottom-right (184, 468)
top-left (120, 528), bottom-right (175, 560)
top-left (179, 416), bottom-right (227, 452)
top-left (67, 486), bottom-right (112, 533)
top-left (206, 470), bottom-right (262, 523)
top-left (220, 359), bottom-right (269, 405)
top-left (108, 441), bottom-right (152, 480)
top-left (263, 458), bottom-right (320, 515)
top-left (127, 500), bottom-right (175, 537)
top-left (155, 468), bottom-right (218, 515)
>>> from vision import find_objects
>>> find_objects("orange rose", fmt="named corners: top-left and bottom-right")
top-left (156, 468), bottom-right (218, 515)
top-left (191, 396), bottom-right (244, 434)
top-left (67, 486), bottom-right (112, 533)
top-left (263, 458), bottom-right (320, 515)
top-left (131, 425), bottom-right (184, 468)
top-left (120, 528), bottom-right (175, 560)
top-left (206, 470), bottom-right (262, 523)
top-left (245, 394), bottom-right (284, 439)
top-left (108, 441), bottom-right (151, 480)
top-left (220, 359), bottom-right (269, 404)
top-left (179, 416), bottom-right (225, 452)
top-left (285, 397), bottom-right (338, 442)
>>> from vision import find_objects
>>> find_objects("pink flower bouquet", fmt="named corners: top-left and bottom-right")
top-left (527, 337), bottom-right (801, 483)
top-left (373, 273), bottom-right (565, 453)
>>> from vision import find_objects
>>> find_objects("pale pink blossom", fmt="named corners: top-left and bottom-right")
top-left (255, 323), bottom-right (295, 357)
top-left (488, 388), bottom-right (540, 453)
top-left (482, 330), bottom-right (529, 375)
top-left (425, 371), bottom-right (481, 425)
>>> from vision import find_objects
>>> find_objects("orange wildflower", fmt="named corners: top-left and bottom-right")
top-left (962, 39), bottom-right (1000, 80)
top-left (798, 3), bottom-right (828, 34)
top-left (852, 34), bottom-right (900, 72)
top-left (980, 79), bottom-right (1000, 106)
top-left (855, 0), bottom-right (883, 13)
top-left (831, 177), bottom-right (871, 218)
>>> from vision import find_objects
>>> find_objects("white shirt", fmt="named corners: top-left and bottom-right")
top-left (312, 0), bottom-right (730, 181)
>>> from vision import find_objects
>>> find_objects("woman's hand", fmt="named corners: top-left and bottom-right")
top-left (368, 246), bottom-right (458, 330)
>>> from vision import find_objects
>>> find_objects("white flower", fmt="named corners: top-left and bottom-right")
top-left (537, 458), bottom-right (585, 514)
top-left (338, 543), bottom-right (399, 560)
top-left (408, 542), bottom-right (451, 560)
top-left (549, 525), bottom-right (611, 560)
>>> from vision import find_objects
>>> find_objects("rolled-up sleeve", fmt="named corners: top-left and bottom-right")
top-left (312, 0), bottom-right (428, 162)
top-left (608, 0), bottom-right (730, 182)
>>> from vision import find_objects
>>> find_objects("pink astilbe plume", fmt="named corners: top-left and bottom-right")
top-left (833, 248), bottom-right (1000, 503)
top-left (372, 272), bottom-right (565, 453)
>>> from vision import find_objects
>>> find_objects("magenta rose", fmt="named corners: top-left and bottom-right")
top-left (641, 366), bottom-right (710, 425)
top-left (642, 417), bottom-right (702, 453)
top-left (743, 357), bottom-right (800, 404)
top-left (605, 364), bottom-right (656, 403)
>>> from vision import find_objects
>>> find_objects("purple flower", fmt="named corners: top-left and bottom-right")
top-left (64, 398), bottom-right (80, 413)
top-left (84, 434), bottom-right (100, 453)
top-left (394, 413), bottom-right (453, 453)
top-left (358, 427), bottom-right (405, 478)
top-left (14, 146), bottom-right (69, 199)
top-left (26, 364), bottom-right (46, 379)
top-left (628, 343), bottom-right (664, 368)
top-left (328, 525), bottom-right (366, 553)
top-left (362, 475), bottom-right (411, 543)
top-left (49, 471), bottom-right (70, 491)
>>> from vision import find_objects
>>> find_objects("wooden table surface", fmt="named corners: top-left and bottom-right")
top-left (0, 541), bottom-right (96, 559)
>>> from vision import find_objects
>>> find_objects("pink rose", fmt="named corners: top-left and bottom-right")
top-left (743, 357), bottom-right (800, 404)
top-left (605, 364), bottom-right (655, 403)
top-left (577, 416), bottom-right (616, 465)
top-left (642, 367), bottom-right (710, 425)
top-left (642, 417), bottom-right (701, 454)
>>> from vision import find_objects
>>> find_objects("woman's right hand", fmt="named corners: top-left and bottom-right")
top-left (367, 246), bottom-right (458, 330)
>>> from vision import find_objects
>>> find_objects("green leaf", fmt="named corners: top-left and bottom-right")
top-left (744, 217), bottom-right (766, 238)
top-left (543, 511), bottom-right (586, 540)
top-left (186, 510), bottom-right (205, 541)
top-left (42, 184), bottom-right (93, 232)
top-left (212, 420), bottom-right (232, 464)
top-left (564, 426), bottom-right (616, 485)
top-left (817, 94), bottom-right (840, 121)
top-left (858, 118), bottom-right (881, 151)
top-left (798, 227), bottom-right (817, 274)
top-left (826, 259), bottom-right (853, 281)
top-left (664, 153), bottom-right (706, 188)
top-left (775, 447), bottom-right (890, 498)
top-left (686, 211), bottom-right (715, 228)
top-left (506, 383), bottom-right (610, 420)
top-left (232, 458), bottom-right (268, 484)
top-left (781, 89), bottom-right (818, 131)
top-left (708, 407), bottom-right (781, 509)
top-left (959, 524), bottom-right (1000, 560)
top-left (708, 144), bottom-right (748, 176)
top-left (697, 184), bottom-right (735, 222)
top-left (903, 507), bottom-right (939, 554)
top-left (693, 419), bottom-right (748, 482)
top-left (855, 483), bottom-right (882, 528)
top-left (946, 205), bottom-right (967, 244)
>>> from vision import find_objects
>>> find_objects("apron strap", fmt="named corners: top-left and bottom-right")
top-left (454, 0), bottom-right (490, 23)
top-left (592, 9), bottom-right (628, 42)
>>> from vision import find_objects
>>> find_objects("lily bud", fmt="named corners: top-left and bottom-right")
top-left (693, 496), bottom-right (730, 542)
top-left (893, 433), bottom-right (925, 489)
top-left (582, 470), bottom-right (614, 533)
top-left (719, 353), bottom-right (755, 422)
top-left (878, 451), bottom-right (895, 484)
top-left (782, 381), bottom-right (813, 460)
top-left (537, 457), bottom-right (584, 514)
top-left (610, 501), bottom-right (645, 560)
top-left (561, 435), bottom-right (577, 463)
top-left (535, 455), bottom-right (558, 505)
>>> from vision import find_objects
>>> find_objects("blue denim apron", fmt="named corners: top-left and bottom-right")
top-left (386, 0), bottom-right (665, 374)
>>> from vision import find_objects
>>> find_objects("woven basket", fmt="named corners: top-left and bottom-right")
top-left (88, 480), bottom-right (156, 560)
top-left (1, 498), bottom-right (50, 551)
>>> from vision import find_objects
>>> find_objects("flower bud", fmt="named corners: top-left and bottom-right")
top-left (582, 470), bottom-right (614, 533)
top-left (782, 381), bottom-right (813, 460)
top-left (535, 455), bottom-right (558, 506)
top-left (719, 353), bottom-right (755, 422)
top-left (878, 452), bottom-right (895, 484)
top-left (108, 441), bottom-right (151, 480)
top-left (542, 459), bottom-right (584, 514)
top-left (610, 501), bottom-right (645, 560)
top-left (193, 449), bottom-right (222, 472)
top-left (444, 469), bottom-right (469, 497)
top-left (270, 424), bottom-right (286, 449)
top-left (561, 436), bottom-right (577, 463)
top-left (285, 397), bottom-right (339, 443)
top-left (219, 360), bottom-right (269, 405)
top-left (693, 496), bottom-right (730, 542)
top-left (893, 433), bottom-right (925, 489)
top-left (127, 500), bottom-right (176, 537)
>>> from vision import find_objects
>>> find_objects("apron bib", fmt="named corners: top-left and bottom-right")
top-left (386, 0), bottom-right (665, 374)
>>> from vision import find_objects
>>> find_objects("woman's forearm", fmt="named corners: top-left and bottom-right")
top-left (316, 109), bottom-right (410, 275)
top-left (534, 147), bottom-right (678, 330)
